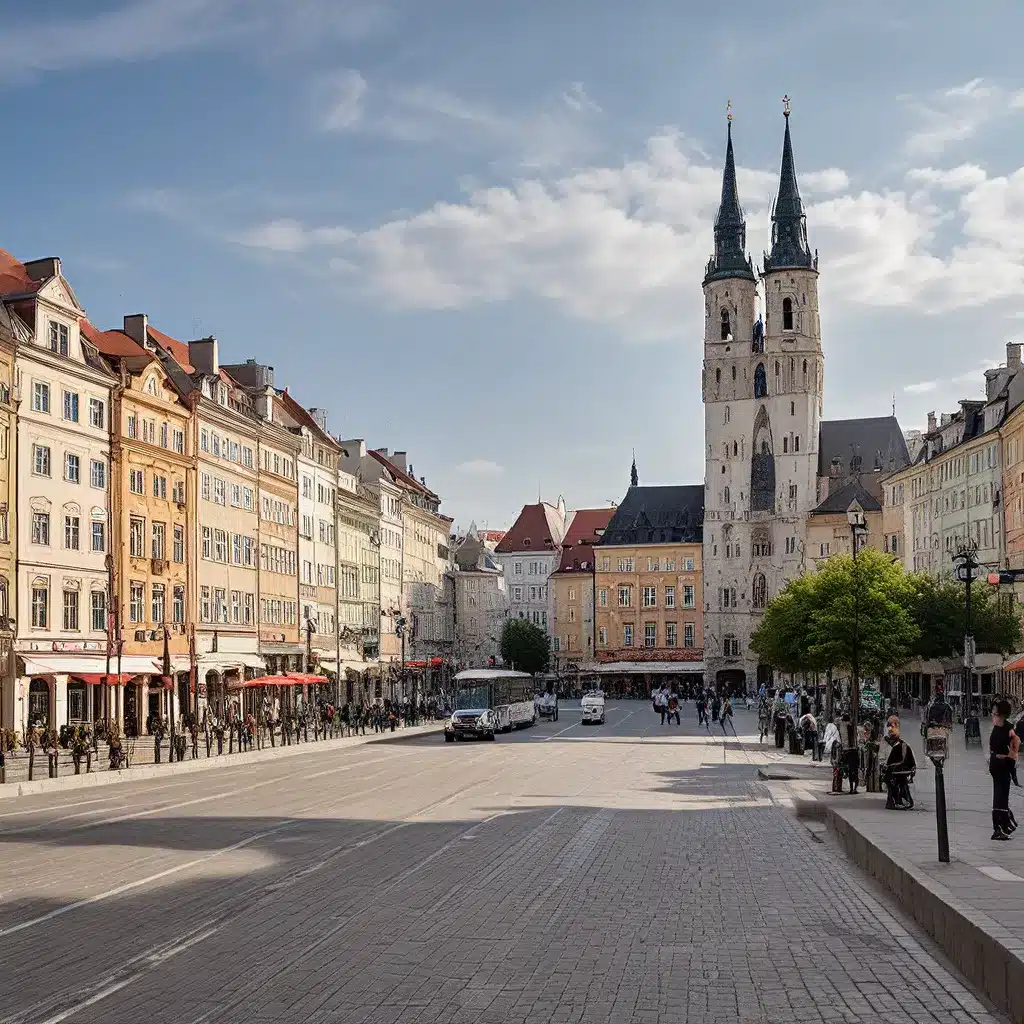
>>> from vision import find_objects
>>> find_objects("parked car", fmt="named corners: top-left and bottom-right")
top-left (536, 691), bottom-right (559, 721)
top-left (444, 708), bottom-right (496, 742)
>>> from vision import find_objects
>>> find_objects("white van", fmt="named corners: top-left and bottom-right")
top-left (581, 690), bottom-right (606, 725)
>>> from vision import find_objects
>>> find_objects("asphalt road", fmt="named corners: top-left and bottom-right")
top-left (0, 702), bottom-right (1007, 1024)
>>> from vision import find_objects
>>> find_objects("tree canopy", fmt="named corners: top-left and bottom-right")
top-left (751, 548), bottom-right (919, 676)
top-left (752, 549), bottom-right (1022, 676)
top-left (500, 618), bottom-right (550, 675)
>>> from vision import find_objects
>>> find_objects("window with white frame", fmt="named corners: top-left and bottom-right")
top-left (64, 453), bottom-right (80, 483)
top-left (91, 520), bottom-right (105, 553)
top-left (129, 469), bottom-right (144, 494)
top-left (33, 444), bottom-right (51, 476)
top-left (152, 475), bottom-right (167, 500)
top-left (62, 391), bottom-right (79, 422)
top-left (151, 584), bottom-right (165, 624)
top-left (90, 459), bottom-right (106, 489)
top-left (130, 582), bottom-right (144, 623)
top-left (88, 398), bottom-right (105, 429)
top-left (31, 512), bottom-right (49, 545)
top-left (31, 582), bottom-right (48, 627)
top-left (173, 586), bottom-right (185, 623)
top-left (32, 381), bottom-right (50, 413)
top-left (666, 623), bottom-right (678, 647)
top-left (623, 623), bottom-right (633, 647)
top-left (91, 591), bottom-right (106, 632)
top-left (642, 586), bottom-right (657, 607)
top-left (49, 321), bottom-right (69, 355)
top-left (598, 588), bottom-right (607, 606)
top-left (129, 517), bottom-right (145, 558)
top-left (644, 623), bottom-right (656, 647)
top-left (598, 626), bottom-right (608, 647)
top-left (64, 515), bottom-right (79, 550)
top-left (665, 585), bottom-right (676, 609)
top-left (63, 589), bottom-right (79, 631)
top-left (152, 522), bottom-right (166, 560)
top-left (618, 585), bottom-right (631, 607)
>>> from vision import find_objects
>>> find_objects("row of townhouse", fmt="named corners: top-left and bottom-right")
top-left (0, 249), bottom-right (453, 736)
top-left (831, 342), bottom-right (1024, 699)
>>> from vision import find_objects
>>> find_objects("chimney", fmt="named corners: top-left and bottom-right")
top-left (222, 359), bottom-right (274, 389)
top-left (308, 407), bottom-right (328, 432)
top-left (1008, 342), bottom-right (1022, 371)
top-left (927, 411), bottom-right (936, 433)
top-left (188, 337), bottom-right (219, 376)
top-left (391, 451), bottom-right (408, 473)
top-left (123, 313), bottom-right (149, 347)
top-left (940, 412), bottom-right (951, 427)
top-left (23, 257), bottom-right (60, 283)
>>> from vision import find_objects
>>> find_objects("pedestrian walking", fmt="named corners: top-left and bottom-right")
top-left (667, 693), bottom-right (680, 726)
top-left (839, 712), bottom-right (859, 794)
top-left (990, 699), bottom-right (1020, 841)
top-left (720, 697), bottom-right (735, 735)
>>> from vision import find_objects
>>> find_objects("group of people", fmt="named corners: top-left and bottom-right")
top-left (650, 686), bottom-right (735, 733)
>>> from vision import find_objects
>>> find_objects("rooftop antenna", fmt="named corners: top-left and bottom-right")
top-left (892, 393), bottom-right (896, 417)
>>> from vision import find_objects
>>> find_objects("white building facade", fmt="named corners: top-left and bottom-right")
top-left (492, 500), bottom-right (569, 640)
top-left (12, 261), bottom-right (124, 728)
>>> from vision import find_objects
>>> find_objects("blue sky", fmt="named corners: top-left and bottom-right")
top-left (4, 1), bottom-right (1024, 529)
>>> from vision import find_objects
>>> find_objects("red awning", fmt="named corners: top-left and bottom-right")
top-left (1006, 655), bottom-right (1024, 673)
top-left (285, 673), bottom-right (329, 685)
top-left (227, 674), bottom-right (309, 690)
top-left (69, 673), bottom-right (136, 686)
top-left (404, 658), bottom-right (443, 669)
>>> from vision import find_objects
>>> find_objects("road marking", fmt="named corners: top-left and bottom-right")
top-left (0, 796), bottom-right (122, 821)
top-left (32, 979), bottom-right (137, 1024)
top-left (977, 864), bottom-right (1024, 882)
top-left (0, 826), bottom-right (286, 939)
top-left (543, 721), bottom-right (581, 742)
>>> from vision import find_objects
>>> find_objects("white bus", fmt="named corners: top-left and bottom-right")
top-left (453, 668), bottom-right (537, 734)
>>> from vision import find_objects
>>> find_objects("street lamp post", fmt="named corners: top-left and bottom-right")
top-left (954, 540), bottom-right (980, 707)
top-left (847, 507), bottom-right (868, 742)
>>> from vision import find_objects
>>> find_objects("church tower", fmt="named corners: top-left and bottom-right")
top-left (702, 102), bottom-right (823, 693)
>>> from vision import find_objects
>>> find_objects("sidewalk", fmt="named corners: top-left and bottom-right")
top-left (0, 721), bottom-right (443, 800)
top-left (792, 714), bottom-right (1024, 1023)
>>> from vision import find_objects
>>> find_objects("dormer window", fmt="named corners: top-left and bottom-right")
top-left (218, 385), bottom-right (228, 407)
top-left (782, 297), bottom-right (794, 331)
top-left (720, 308), bottom-right (730, 340)
top-left (523, 538), bottom-right (531, 548)
top-left (146, 377), bottom-right (158, 395)
top-left (48, 321), bottom-right (69, 357)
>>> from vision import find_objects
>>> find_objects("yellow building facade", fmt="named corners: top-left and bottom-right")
top-left (0, 308), bottom-right (15, 728)
top-left (87, 320), bottom-right (196, 732)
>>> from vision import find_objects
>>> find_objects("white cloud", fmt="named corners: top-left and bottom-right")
top-left (455, 459), bottom-right (504, 477)
top-left (906, 164), bottom-right (987, 190)
top-left (234, 218), bottom-right (353, 252)
top-left (0, 0), bottom-right (387, 78)
top-left (903, 79), bottom-right (1024, 157)
top-left (318, 78), bottom-right (603, 170)
top-left (316, 69), bottom-right (367, 131)
top-left (903, 380), bottom-right (938, 394)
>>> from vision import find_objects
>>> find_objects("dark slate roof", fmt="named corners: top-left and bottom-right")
top-left (704, 120), bottom-right (755, 285)
top-left (818, 416), bottom-right (910, 478)
top-left (811, 479), bottom-right (882, 516)
top-left (597, 485), bottom-right (704, 546)
top-left (763, 111), bottom-right (814, 273)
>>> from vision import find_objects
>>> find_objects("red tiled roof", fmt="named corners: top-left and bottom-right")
top-left (80, 319), bottom-right (150, 359)
top-left (146, 325), bottom-right (194, 373)
top-left (369, 449), bottom-right (440, 501)
top-left (495, 503), bottom-right (565, 554)
top-left (554, 507), bottom-right (617, 573)
top-left (0, 250), bottom-right (42, 298)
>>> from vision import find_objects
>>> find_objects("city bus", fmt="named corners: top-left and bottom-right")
top-left (447, 668), bottom-right (537, 738)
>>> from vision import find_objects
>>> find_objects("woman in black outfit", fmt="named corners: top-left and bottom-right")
top-left (989, 699), bottom-right (1020, 841)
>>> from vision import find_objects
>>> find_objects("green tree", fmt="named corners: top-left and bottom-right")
top-left (500, 618), bottom-right (550, 675)
top-left (808, 549), bottom-right (920, 675)
top-left (904, 575), bottom-right (1021, 659)
top-left (750, 575), bottom-right (823, 674)
top-left (752, 548), bottom-right (920, 677)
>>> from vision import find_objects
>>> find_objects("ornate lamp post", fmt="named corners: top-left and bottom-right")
top-left (847, 507), bottom-right (869, 739)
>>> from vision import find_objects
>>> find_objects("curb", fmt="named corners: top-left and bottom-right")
top-left (0, 723), bottom-right (443, 801)
top-left (796, 794), bottom-right (1024, 1023)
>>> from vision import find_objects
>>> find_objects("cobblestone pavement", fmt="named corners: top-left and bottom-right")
top-left (0, 702), bottom-right (1008, 1024)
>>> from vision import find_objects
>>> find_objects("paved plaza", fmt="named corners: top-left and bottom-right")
top-left (0, 704), bottom-right (1009, 1024)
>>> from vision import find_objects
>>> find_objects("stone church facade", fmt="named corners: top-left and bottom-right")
top-left (701, 110), bottom-right (908, 692)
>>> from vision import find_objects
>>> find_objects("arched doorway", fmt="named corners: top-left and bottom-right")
top-left (716, 669), bottom-right (747, 698)
top-left (28, 678), bottom-right (51, 727)
top-left (205, 669), bottom-right (222, 718)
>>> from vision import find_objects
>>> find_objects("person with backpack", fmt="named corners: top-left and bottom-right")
top-left (666, 692), bottom-right (680, 725)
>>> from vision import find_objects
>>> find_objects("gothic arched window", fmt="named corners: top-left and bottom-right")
top-left (723, 486), bottom-right (731, 504)
top-left (721, 308), bottom-right (730, 340)
top-left (752, 573), bottom-right (767, 609)
top-left (783, 437), bottom-right (789, 453)
top-left (761, 441), bottom-right (769, 454)
top-left (731, 365), bottom-right (737, 381)
top-left (715, 367), bottom-right (721, 385)
top-left (802, 358), bottom-right (808, 376)
top-left (732, 441), bottom-right (738, 456)
top-left (774, 360), bottom-right (780, 376)
top-left (795, 436), bottom-right (800, 452)
top-left (754, 363), bottom-right (767, 398)
top-left (782, 297), bottom-right (794, 330)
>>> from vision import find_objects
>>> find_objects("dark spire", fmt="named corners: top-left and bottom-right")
top-left (630, 451), bottom-right (638, 488)
top-left (763, 99), bottom-right (815, 273)
top-left (704, 112), bottom-right (755, 285)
